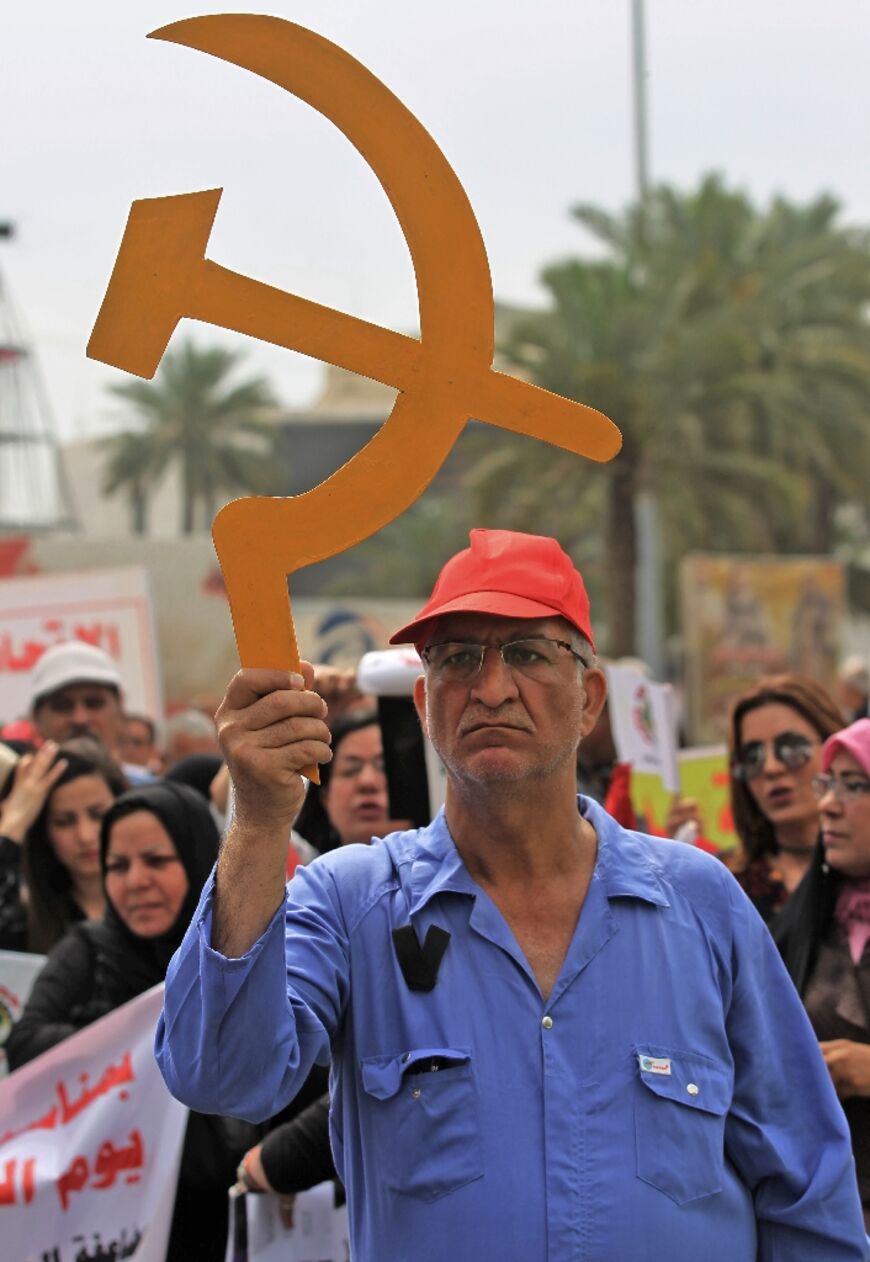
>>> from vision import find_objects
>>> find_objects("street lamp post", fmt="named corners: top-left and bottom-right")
top-left (630, 0), bottom-right (665, 677)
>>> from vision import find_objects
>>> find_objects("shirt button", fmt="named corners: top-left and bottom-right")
top-left (687, 1083), bottom-right (700, 1096)
top-left (411, 1088), bottom-right (422, 1100)
top-left (542, 1016), bottom-right (554, 1030)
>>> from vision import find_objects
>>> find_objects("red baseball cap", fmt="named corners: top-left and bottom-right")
top-left (389, 528), bottom-right (595, 651)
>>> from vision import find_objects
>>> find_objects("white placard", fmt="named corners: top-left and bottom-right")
top-left (0, 951), bottom-right (46, 1078)
top-left (227, 1182), bottom-right (349, 1262)
top-left (0, 985), bottom-right (188, 1262)
top-left (0, 566), bottom-right (163, 724)
top-left (606, 664), bottom-right (680, 793)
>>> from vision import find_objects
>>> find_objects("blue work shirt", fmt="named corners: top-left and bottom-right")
top-left (156, 797), bottom-right (868, 1261)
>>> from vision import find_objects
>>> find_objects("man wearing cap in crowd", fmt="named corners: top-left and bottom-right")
top-left (157, 529), bottom-right (867, 1261)
top-left (29, 642), bottom-right (153, 784)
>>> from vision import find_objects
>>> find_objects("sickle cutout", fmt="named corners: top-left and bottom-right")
top-left (87, 15), bottom-right (622, 751)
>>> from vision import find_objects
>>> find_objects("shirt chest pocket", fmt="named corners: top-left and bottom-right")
top-left (633, 1045), bottom-right (732, 1205)
top-left (360, 1047), bottom-right (484, 1202)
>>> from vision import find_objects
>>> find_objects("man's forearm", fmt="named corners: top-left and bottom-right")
top-left (212, 819), bottom-right (289, 958)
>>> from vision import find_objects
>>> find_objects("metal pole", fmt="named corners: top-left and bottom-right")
top-left (630, 0), bottom-right (665, 676)
top-left (631, 0), bottom-right (650, 202)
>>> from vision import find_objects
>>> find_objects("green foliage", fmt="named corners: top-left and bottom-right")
top-left (475, 174), bottom-right (870, 653)
top-left (101, 340), bottom-right (282, 534)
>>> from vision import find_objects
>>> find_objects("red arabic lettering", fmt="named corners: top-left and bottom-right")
top-left (57, 1051), bottom-right (135, 1125)
top-left (0, 1156), bottom-right (36, 1207)
top-left (91, 1130), bottom-right (144, 1190)
top-left (70, 623), bottom-right (121, 659)
top-left (0, 635), bottom-right (44, 674)
top-left (0, 624), bottom-right (122, 677)
top-left (57, 1155), bottom-right (89, 1212)
top-left (56, 1130), bottom-right (145, 1210)
top-left (0, 1103), bottom-right (58, 1150)
top-left (0, 1050), bottom-right (135, 1148)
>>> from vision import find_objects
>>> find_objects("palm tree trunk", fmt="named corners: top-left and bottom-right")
top-left (182, 464), bottom-right (195, 535)
top-left (132, 484), bottom-right (147, 536)
top-left (809, 472), bottom-right (835, 554)
top-left (605, 461), bottom-right (638, 656)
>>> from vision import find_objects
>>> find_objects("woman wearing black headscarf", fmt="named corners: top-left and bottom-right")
top-left (6, 781), bottom-right (260, 1261)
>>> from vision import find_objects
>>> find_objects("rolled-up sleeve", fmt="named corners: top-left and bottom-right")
top-left (155, 860), bottom-right (350, 1123)
top-left (722, 875), bottom-right (868, 1260)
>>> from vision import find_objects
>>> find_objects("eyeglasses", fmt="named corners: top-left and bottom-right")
top-left (812, 774), bottom-right (870, 803)
top-left (420, 637), bottom-right (588, 683)
top-left (732, 731), bottom-right (818, 781)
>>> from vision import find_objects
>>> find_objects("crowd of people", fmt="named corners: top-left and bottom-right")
top-left (2, 560), bottom-right (870, 1257)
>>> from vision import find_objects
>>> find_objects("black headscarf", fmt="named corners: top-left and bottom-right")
top-left (771, 839), bottom-right (841, 996)
top-left (165, 754), bottom-right (223, 801)
top-left (90, 781), bottom-right (219, 1001)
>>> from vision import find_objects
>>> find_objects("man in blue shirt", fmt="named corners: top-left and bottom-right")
top-left (156, 529), bottom-right (868, 1261)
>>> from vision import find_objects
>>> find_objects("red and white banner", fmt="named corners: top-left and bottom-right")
top-left (0, 566), bottom-right (163, 726)
top-left (0, 985), bottom-right (187, 1262)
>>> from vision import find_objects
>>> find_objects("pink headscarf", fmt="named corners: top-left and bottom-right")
top-left (823, 719), bottom-right (870, 963)
top-left (822, 717), bottom-right (870, 775)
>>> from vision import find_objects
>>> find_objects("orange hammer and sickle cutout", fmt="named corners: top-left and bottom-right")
top-left (87, 14), bottom-right (622, 771)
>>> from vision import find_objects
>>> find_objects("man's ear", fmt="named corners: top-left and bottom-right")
top-left (413, 674), bottom-right (429, 737)
top-left (578, 668), bottom-right (608, 739)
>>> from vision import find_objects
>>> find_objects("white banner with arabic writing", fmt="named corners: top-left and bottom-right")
top-left (0, 984), bottom-right (187, 1262)
top-left (0, 951), bottom-right (46, 1078)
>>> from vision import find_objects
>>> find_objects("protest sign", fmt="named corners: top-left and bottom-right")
top-left (631, 746), bottom-right (737, 852)
top-left (0, 985), bottom-right (187, 1262)
top-left (0, 566), bottom-right (163, 725)
top-left (226, 1182), bottom-right (349, 1262)
top-left (606, 664), bottom-right (680, 793)
top-left (0, 951), bottom-right (46, 1078)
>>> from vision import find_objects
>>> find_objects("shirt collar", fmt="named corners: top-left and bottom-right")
top-left (580, 796), bottom-right (670, 908)
top-left (392, 796), bottom-right (669, 917)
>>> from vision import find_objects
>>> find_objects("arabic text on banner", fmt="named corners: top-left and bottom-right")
top-left (0, 984), bottom-right (188, 1262)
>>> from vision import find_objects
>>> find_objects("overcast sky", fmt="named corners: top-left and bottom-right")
top-left (4, 0), bottom-right (868, 440)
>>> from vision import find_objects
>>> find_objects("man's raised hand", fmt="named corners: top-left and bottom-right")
top-left (216, 664), bottom-right (332, 833)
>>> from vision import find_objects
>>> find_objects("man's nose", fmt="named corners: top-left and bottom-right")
top-left (71, 701), bottom-right (95, 728)
top-left (469, 648), bottom-right (520, 706)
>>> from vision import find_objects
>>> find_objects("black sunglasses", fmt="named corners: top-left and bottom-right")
top-left (732, 731), bottom-right (818, 781)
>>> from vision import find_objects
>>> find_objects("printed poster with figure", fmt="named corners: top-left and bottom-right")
top-left (681, 554), bottom-right (845, 744)
top-left (0, 985), bottom-right (187, 1262)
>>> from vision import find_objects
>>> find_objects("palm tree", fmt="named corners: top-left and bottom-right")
top-left (487, 176), bottom-right (870, 655)
top-left (101, 340), bottom-right (281, 534)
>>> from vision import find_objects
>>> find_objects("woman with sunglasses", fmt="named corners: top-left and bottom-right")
top-left (771, 718), bottom-right (870, 1229)
top-left (728, 674), bottom-right (844, 922)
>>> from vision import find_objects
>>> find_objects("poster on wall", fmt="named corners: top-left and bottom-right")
top-left (0, 567), bottom-right (163, 725)
top-left (681, 554), bottom-right (845, 744)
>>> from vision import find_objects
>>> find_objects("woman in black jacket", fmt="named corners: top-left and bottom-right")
top-left (6, 781), bottom-right (261, 1261)
top-left (772, 717), bottom-right (870, 1229)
